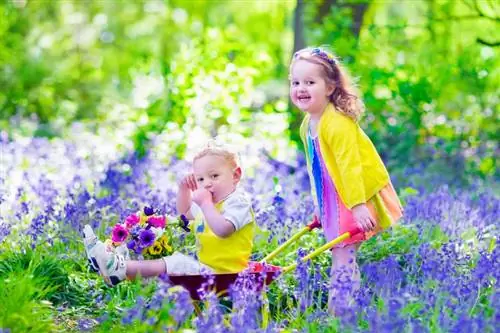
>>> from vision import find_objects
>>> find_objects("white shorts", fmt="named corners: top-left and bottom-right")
top-left (162, 252), bottom-right (214, 276)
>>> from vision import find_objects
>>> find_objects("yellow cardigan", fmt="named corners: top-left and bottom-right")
top-left (299, 103), bottom-right (390, 209)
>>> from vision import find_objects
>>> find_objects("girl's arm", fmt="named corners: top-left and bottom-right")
top-left (326, 118), bottom-right (375, 232)
top-left (326, 117), bottom-right (366, 208)
top-left (192, 188), bottom-right (235, 238)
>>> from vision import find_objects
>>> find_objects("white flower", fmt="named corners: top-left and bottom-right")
top-left (151, 227), bottom-right (164, 239)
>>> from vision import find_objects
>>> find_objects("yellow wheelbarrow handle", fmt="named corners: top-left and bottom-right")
top-left (281, 225), bottom-right (363, 274)
top-left (260, 215), bottom-right (321, 263)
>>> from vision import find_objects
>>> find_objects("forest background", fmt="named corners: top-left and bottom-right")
top-left (1, 0), bottom-right (498, 181)
top-left (1, 1), bottom-right (499, 332)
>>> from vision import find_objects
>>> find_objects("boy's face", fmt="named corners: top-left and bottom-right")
top-left (193, 155), bottom-right (241, 203)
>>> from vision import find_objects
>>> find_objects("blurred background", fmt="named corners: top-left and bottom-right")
top-left (1, 0), bottom-right (498, 182)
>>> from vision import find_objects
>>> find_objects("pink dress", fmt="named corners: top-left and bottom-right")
top-left (308, 133), bottom-right (403, 247)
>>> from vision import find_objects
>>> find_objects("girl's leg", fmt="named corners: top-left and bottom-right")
top-left (328, 244), bottom-right (360, 315)
top-left (126, 259), bottom-right (167, 279)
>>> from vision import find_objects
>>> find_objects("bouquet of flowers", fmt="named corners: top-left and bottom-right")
top-left (106, 206), bottom-right (190, 259)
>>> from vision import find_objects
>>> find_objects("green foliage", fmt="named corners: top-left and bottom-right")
top-left (0, 273), bottom-right (56, 332)
top-left (303, 0), bottom-right (499, 178)
top-left (0, 216), bottom-right (495, 331)
top-left (1, 0), bottom-right (497, 177)
top-left (91, 280), bottom-right (194, 333)
top-left (0, 247), bottom-right (86, 332)
top-left (0, 0), bottom-right (293, 159)
top-left (358, 224), bottom-right (420, 264)
top-left (0, 245), bottom-right (93, 307)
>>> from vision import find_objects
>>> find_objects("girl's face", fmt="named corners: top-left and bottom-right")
top-left (289, 59), bottom-right (334, 115)
top-left (193, 155), bottom-right (241, 203)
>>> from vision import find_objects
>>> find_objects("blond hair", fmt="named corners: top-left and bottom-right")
top-left (290, 46), bottom-right (365, 121)
top-left (193, 140), bottom-right (239, 169)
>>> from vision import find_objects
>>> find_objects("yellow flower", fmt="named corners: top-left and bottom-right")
top-left (159, 235), bottom-right (172, 252)
top-left (139, 212), bottom-right (148, 226)
top-left (164, 243), bottom-right (172, 253)
top-left (148, 241), bottom-right (163, 255)
top-left (159, 234), bottom-right (168, 244)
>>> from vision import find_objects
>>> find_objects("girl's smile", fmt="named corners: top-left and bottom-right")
top-left (290, 59), bottom-right (334, 116)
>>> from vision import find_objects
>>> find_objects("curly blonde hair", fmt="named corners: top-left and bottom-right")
top-left (290, 46), bottom-right (365, 121)
top-left (193, 140), bottom-right (240, 170)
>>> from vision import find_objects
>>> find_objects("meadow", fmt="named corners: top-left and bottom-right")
top-left (1, 0), bottom-right (498, 331)
top-left (0, 128), bottom-right (497, 332)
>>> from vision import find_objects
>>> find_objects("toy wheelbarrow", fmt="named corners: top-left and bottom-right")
top-left (168, 217), bottom-right (363, 301)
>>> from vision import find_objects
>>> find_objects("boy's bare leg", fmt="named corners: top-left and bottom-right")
top-left (126, 259), bottom-right (166, 279)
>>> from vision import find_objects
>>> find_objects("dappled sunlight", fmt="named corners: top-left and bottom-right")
top-left (0, 0), bottom-right (498, 331)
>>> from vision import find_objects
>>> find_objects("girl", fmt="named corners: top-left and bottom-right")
top-left (289, 47), bottom-right (403, 314)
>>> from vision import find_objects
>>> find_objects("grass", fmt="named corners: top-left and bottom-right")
top-left (0, 212), bottom-right (496, 332)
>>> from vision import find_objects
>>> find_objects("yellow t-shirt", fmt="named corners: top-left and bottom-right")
top-left (190, 188), bottom-right (255, 273)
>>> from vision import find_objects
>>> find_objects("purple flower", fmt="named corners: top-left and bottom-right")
top-left (134, 245), bottom-right (144, 255)
top-left (0, 221), bottom-right (12, 243)
top-left (179, 214), bottom-right (190, 232)
top-left (143, 206), bottom-right (154, 216)
top-left (111, 224), bottom-right (129, 243)
top-left (139, 229), bottom-right (155, 247)
top-left (130, 224), bottom-right (141, 238)
top-left (127, 239), bottom-right (136, 250)
top-left (76, 318), bottom-right (96, 331)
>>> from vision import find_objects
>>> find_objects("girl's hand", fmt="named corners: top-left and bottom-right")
top-left (179, 174), bottom-right (197, 191)
top-left (192, 188), bottom-right (213, 207)
top-left (352, 203), bottom-right (376, 232)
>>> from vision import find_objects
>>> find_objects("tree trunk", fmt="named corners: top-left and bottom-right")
top-left (315, 0), bottom-right (369, 39)
top-left (293, 0), bottom-right (305, 52)
top-left (351, 3), bottom-right (369, 38)
top-left (316, 0), bottom-right (338, 24)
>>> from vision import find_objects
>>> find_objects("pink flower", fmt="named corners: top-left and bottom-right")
top-left (125, 214), bottom-right (140, 228)
top-left (111, 224), bottom-right (129, 243)
top-left (147, 215), bottom-right (166, 228)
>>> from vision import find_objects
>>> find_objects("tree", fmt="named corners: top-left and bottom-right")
top-left (293, 0), bottom-right (305, 52)
top-left (314, 0), bottom-right (370, 40)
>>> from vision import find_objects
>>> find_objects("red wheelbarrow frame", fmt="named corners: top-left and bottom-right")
top-left (167, 217), bottom-right (363, 301)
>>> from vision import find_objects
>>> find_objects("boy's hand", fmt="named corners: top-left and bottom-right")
top-left (192, 188), bottom-right (213, 207)
top-left (352, 203), bottom-right (376, 232)
top-left (179, 174), bottom-right (197, 191)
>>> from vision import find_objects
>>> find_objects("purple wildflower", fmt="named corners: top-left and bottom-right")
top-left (127, 239), bottom-right (136, 250)
top-left (143, 206), bottom-right (154, 216)
top-left (179, 214), bottom-right (190, 232)
top-left (0, 222), bottom-right (11, 244)
top-left (76, 318), bottom-right (96, 331)
top-left (139, 229), bottom-right (155, 248)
